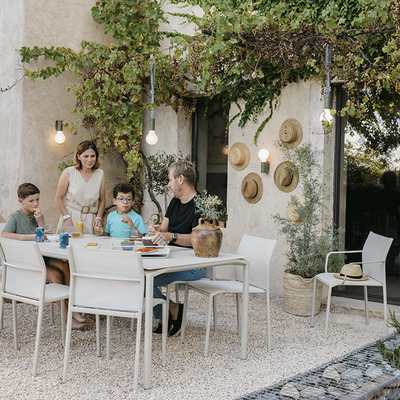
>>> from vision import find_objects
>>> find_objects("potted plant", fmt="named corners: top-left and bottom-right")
top-left (142, 151), bottom-right (187, 224)
top-left (191, 190), bottom-right (224, 257)
top-left (273, 144), bottom-right (343, 316)
top-left (218, 207), bottom-right (228, 228)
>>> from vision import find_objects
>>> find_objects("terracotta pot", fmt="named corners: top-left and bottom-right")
top-left (283, 269), bottom-right (323, 316)
top-left (191, 218), bottom-right (223, 258)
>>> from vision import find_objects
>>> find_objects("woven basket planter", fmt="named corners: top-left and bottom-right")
top-left (283, 269), bottom-right (323, 316)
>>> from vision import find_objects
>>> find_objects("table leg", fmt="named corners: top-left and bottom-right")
top-left (241, 261), bottom-right (249, 359)
top-left (144, 273), bottom-right (154, 389)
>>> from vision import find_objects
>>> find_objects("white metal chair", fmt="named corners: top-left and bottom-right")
top-left (0, 238), bottom-right (69, 375)
top-left (63, 246), bottom-right (168, 390)
top-left (310, 231), bottom-right (393, 339)
top-left (181, 234), bottom-right (277, 356)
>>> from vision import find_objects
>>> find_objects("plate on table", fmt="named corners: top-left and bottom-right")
top-left (135, 247), bottom-right (171, 258)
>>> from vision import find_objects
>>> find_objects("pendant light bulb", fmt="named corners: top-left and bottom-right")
top-left (146, 130), bottom-right (158, 145)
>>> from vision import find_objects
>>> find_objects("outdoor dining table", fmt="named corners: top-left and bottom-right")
top-left (37, 236), bottom-right (250, 389)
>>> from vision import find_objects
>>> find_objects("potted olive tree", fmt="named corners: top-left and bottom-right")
top-left (142, 151), bottom-right (187, 224)
top-left (273, 144), bottom-right (342, 316)
top-left (192, 190), bottom-right (224, 257)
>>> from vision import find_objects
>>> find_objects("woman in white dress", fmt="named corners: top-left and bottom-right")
top-left (55, 141), bottom-right (106, 235)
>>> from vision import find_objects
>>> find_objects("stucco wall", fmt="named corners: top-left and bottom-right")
top-left (0, 0), bottom-right (126, 227)
top-left (223, 79), bottom-right (328, 296)
top-left (1, 1), bottom-right (333, 299)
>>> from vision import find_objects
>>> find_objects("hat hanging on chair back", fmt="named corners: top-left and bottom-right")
top-left (241, 173), bottom-right (262, 204)
top-left (279, 118), bottom-right (302, 148)
top-left (274, 161), bottom-right (299, 193)
top-left (334, 264), bottom-right (368, 281)
top-left (229, 142), bottom-right (250, 171)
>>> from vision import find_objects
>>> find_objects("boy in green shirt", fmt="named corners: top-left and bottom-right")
top-left (2, 183), bottom-right (85, 329)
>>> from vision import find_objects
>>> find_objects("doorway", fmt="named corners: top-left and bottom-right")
top-left (192, 100), bottom-right (228, 207)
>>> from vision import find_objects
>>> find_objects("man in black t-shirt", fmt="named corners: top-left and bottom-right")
top-left (148, 161), bottom-right (204, 337)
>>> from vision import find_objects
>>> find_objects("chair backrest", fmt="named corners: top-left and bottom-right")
top-left (0, 238), bottom-right (46, 300)
top-left (235, 234), bottom-right (277, 291)
top-left (67, 246), bottom-right (144, 313)
top-left (362, 231), bottom-right (393, 284)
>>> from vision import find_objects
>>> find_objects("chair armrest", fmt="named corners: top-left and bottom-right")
top-left (324, 250), bottom-right (362, 273)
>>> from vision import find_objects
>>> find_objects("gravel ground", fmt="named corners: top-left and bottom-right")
top-left (0, 293), bottom-right (393, 399)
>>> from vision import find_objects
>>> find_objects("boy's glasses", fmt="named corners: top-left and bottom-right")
top-left (116, 197), bottom-right (133, 203)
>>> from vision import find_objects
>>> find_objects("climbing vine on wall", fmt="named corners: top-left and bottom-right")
top-left (19, 0), bottom-right (195, 210)
top-left (172, 0), bottom-right (400, 144)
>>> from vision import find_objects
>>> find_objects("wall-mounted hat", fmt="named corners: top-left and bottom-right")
top-left (286, 196), bottom-right (304, 224)
top-left (274, 161), bottom-right (299, 193)
top-left (334, 264), bottom-right (368, 281)
top-left (229, 142), bottom-right (250, 170)
top-left (241, 173), bottom-right (262, 204)
top-left (279, 118), bottom-right (302, 148)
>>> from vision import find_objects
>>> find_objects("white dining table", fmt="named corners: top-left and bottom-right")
top-left (37, 236), bottom-right (250, 389)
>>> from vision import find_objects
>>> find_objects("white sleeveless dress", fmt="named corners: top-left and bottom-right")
top-left (56, 166), bottom-right (104, 234)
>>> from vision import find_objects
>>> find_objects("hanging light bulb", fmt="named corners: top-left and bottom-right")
top-left (146, 55), bottom-right (158, 145)
top-left (54, 120), bottom-right (65, 144)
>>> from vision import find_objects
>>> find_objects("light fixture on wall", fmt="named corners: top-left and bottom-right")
top-left (54, 120), bottom-right (65, 144)
top-left (146, 54), bottom-right (158, 145)
top-left (258, 148), bottom-right (270, 174)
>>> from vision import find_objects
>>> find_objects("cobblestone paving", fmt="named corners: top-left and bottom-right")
top-left (236, 334), bottom-right (400, 400)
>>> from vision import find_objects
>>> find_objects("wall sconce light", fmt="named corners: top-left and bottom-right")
top-left (145, 55), bottom-right (158, 145)
top-left (258, 148), bottom-right (270, 174)
top-left (54, 120), bottom-right (65, 144)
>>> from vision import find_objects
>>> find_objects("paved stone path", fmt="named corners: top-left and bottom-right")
top-left (236, 334), bottom-right (400, 400)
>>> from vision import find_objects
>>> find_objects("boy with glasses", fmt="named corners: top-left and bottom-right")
top-left (105, 182), bottom-right (147, 238)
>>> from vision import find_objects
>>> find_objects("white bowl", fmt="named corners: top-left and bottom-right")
top-left (46, 234), bottom-right (59, 242)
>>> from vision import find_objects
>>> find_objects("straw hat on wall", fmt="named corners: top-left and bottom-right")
top-left (279, 118), bottom-right (302, 148)
top-left (274, 161), bottom-right (299, 193)
top-left (229, 142), bottom-right (250, 170)
top-left (241, 173), bottom-right (262, 204)
top-left (286, 196), bottom-right (304, 224)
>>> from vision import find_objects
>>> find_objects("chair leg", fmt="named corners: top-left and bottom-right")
top-left (63, 310), bottom-right (74, 382)
top-left (213, 296), bottom-right (217, 333)
top-left (310, 278), bottom-right (318, 327)
top-left (383, 284), bottom-right (388, 336)
top-left (166, 284), bottom-right (171, 321)
top-left (204, 296), bottom-right (214, 357)
top-left (96, 314), bottom-right (101, 357)
top-left (106, 315), bottom-right (112, 360)
top-left (175, 283), bottom-right (179, 303)
top-left (161, 301), bottom-right (167, 367)
top-left (50, 302), bottom-right (54, 324)
top-left (33, 305), bottom-right (44, 376)
top-left (0, 296), bottom-right (3, 330)
top-left (236, 293), bottom-right (241, 336)
top-left (363, 286), bottom-right (369, 325)
top-left (324, 287), bottom-right (333, 340)
top-left (266, 291), bottom-right (271, 352)
top-left (180, 285), bottom-right (189, 344)
top-left (60, 300), bottom-right (66, 346)
top-left (12, 300), bottom-right (18, 350)
top-left (133, 314), bottom-right (141, 391)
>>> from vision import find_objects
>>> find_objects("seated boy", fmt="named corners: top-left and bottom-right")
top-left (105, 182), bottom-right (147, 238)
top-left (1, 183), bottom-right (85, 329)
